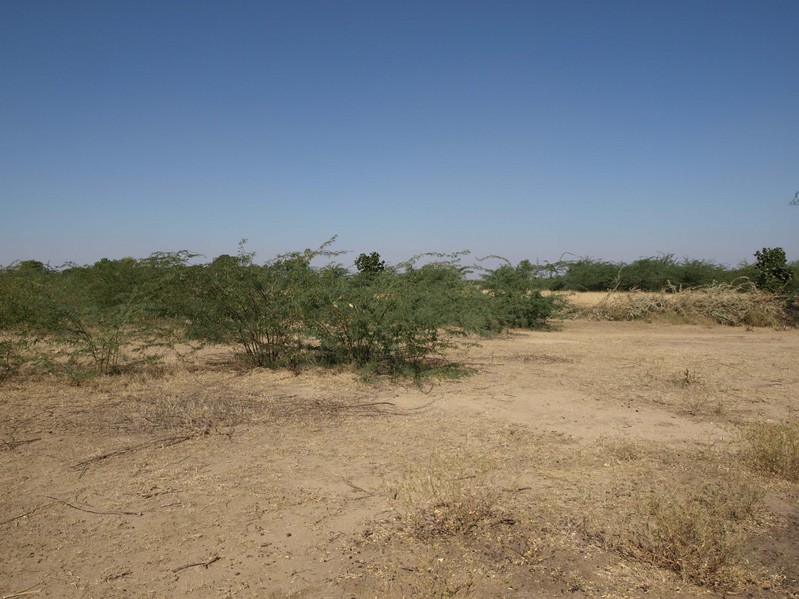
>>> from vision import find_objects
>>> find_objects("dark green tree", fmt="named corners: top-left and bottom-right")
top-left (354, 252), bottom-right (386, 275)
top-left (754, 247), bottom-right (792, 292)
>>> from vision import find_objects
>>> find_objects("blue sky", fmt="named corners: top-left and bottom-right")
top-left (2, 0), bottom-right (797, 268)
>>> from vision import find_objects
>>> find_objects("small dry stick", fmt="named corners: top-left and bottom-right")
top-left (503, 486), bottom-right (533, 493)
top-left (172, 555), bottom-right (220, 573)
top-left (0, 502), bottom-right (54, 526)
top-left (72, 434), bottom-right (193, 471)
top-left (2, 583), bottom-right (42, 598)
top-left (46, 496), bottom-right (143, 517)
top-left (1, 438), bottom-right (42, 450)
top-left (344, 480), bottom-right (375, 498)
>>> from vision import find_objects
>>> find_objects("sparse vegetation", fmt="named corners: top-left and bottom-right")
top-left (589, 473), bottom-right (763, 590)
top-left (393, 458), bottom-right (501, 540)
top-left (2, 306), bottom-right (797, 597)
top-left (742, 420), bottom-right (799, 482)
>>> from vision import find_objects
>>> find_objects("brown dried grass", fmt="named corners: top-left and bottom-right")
top-left (576, 283), bottom-right (787, 327)
top-left (742, 419), bottom-right (799, 482)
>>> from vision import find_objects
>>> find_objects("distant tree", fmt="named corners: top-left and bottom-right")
top-left (15, 260), bottom-right (51, 273)
top-left (354, 252), bottom-right (385, 275)
top-left (210, 254), bottom-right (241, 269)
top-left (790, 191), bottom-right (799, 206)
top-left (754, 247), bottom-right (792, 292)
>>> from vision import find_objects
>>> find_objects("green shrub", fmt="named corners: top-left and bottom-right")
top-left (549, 255), bottom-right (755, 292)
top-left (0, 337), bottom-right (26, 382)
top-left (754, 248), bottom-right (793, 293)
top-left (551, 258), bottom-right (621, 291)
top-left (186, 250), bottom-right (311, 368)
top-left (354, 251), bottom-right (386, 275)
top-left (308, 261), bottom-right (479, 372)
top-left (0, 256), bottom-right (179, 377)
top-left (480, 260), bottom-right (562, 329)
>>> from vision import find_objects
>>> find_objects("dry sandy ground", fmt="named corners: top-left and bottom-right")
top-left (2, 320), bottom-right (798, 598)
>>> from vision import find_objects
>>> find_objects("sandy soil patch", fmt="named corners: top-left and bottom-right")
top-left (2, 321), bottom-right (798, 598)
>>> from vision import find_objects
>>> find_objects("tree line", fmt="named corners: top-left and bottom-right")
top-left (0, 243), bottom-right (794, 381)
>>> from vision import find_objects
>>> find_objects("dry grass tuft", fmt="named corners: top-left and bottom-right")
top-left (742, 419), bottom-right (799, 482)
top-left (585, 471), bottom-right (763, 591)
top-left (393, 458), bottom-right (501, 540)
top-left (581, 283), bottom-right (788, 327)
top-left (128, 390), bottom-right (258, 434)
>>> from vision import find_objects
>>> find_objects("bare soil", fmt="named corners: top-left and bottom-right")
top-left (2, 320), bottom-right (798, 598)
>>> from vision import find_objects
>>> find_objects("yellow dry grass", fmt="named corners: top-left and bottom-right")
top-left (559, 285), bottom-right (788, 327)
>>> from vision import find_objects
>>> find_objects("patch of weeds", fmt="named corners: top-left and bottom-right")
top-left (593, 437), bottom-right (647, 464)
top-left (358, 358), bottom-right (472, 386)
top-left (352, 501), bottom-right (543, 598)
top-left (393, 460), bottom-right (501, 540)
top-left (667, 368), bottom-right (726, 417)
top-left (588, 473), bottom-right (763, 591)
top-left (549, 567), bottom-right (592, 594)
top-left (127, 390), bottom-right (257, 435)
top-left (679, 390), bottom-right (723, 417)
top-left (680, 368), bottom-right (701, 387)
top-left (0, 337), bottom-right (26, 382)
top-left (377, 553), bottom-right (478, 598)
top-left (742, 420), bottom-right (799, 482)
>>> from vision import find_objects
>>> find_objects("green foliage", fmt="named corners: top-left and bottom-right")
top-left (0, 241), bottom-right (572, 379)
top-left (548, 255), bottom-right (756, 292)
top-left (354, 251), bottom-right (386, 275)
top-left (479, 260), bottom-right (561, 330)
top-left (551, 258), bottom-right (621, 291)
top-left (308, 261), bottom-right (482, 373)
top-left (186, 248), bottom-right (312, 368)
top-left (0, 255), bottom-right (183, 378)
top-left (0, 337), bottom-right (27, 382)
top-left (753, 247), bottom-right (793, 293)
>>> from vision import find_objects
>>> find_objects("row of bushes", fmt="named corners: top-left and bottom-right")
top-left (504, 248), bottom-right (799, 292)
top-left (516, 251), bottom-right (798, 293)
top-left (0, 244), bottom-right (563, 379)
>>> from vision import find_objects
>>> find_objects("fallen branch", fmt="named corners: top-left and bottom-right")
top-left (0, 502), bottom-right (54, 526)
top-left (72, 434), bottom-right (194, 471)
top-left (46, 496), bottom-right (143, 517)
top-left (1, 438), bottom-right (42, 450)
top-left (172, 555), bottom-right (220, 573)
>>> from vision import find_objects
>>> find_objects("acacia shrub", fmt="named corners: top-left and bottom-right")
top-left (307, 260), bottom-right (481, 372)
top-left (0, 258), bottom-right (174, 377)
top-left (185, 251), bottom-right (312, 368)
top-left (479, 260), bottom-right (561, 329)
top-left (551, 256), bottom-right (751, 292)
top-left (550, 258), bottom-right (621, 291)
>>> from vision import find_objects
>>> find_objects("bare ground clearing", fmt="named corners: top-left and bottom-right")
top-left (1, 320), bottom-right (798, 598)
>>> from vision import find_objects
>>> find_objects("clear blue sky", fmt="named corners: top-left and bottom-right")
top-left (2, 0), bottom-right (797, 268)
